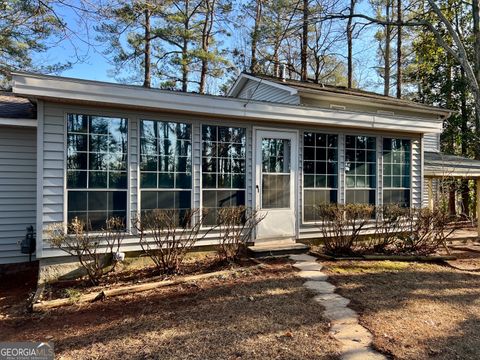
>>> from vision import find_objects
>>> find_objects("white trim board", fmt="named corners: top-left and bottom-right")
top-left (0, 117), bottom-right (37, 127)
top-left (12, 72), bottom-right (443, 134)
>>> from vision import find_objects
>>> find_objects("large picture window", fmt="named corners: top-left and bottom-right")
top-left (345, 135), bottom-right (376, 205)
top-left (140, 120), bottom-right (192, 220)
top-left (383, 138), bottom-right (411, 207)
top-left (67, 114), bottom-right (128, 230)
top-left (202, 125), bottom-right (246, 225)
top-left (303, 132), bottom-right (338, 222)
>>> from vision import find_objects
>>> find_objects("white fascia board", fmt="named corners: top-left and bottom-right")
top-left (299, 91), bottom-right (452, 118)
top-left (0, 117), bottom-right (37, 127)
top-left (12, 72), bottom-right (442, 134)
top-left (227, 73), bottom-right (298, 97)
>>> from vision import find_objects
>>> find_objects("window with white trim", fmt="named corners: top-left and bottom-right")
top-left (139, 120), bottom-right (192, 222)
top-left (66, 114), bottom-right (128, 230)
top-left (383, 138), bottom-right (411, 207)
top-left (345, 135), bottom-right (376, 205)
top-left (303, 132), bottom-right (338, 221)
top-left (202, 125), bottom-right (246, 225)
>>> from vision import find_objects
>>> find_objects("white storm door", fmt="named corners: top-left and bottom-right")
top-left (255, 129), bottom-right (297, 240)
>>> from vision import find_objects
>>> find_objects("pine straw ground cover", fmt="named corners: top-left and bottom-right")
top-left (323, 260), bottom-right (480, 360)
top-left (1, 258), bottom-right (339, 360)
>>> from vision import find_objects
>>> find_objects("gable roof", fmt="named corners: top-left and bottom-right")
top-left (229, 73), bottom-right (452, 118)
top-left (0, 92), bottom-right (36, 119)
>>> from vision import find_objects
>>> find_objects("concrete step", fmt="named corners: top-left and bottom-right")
top-left (247, 242), bottom-right (310, 258)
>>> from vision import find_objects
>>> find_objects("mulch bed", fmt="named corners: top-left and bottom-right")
top-left (43, 254), bottom-right (258, 302)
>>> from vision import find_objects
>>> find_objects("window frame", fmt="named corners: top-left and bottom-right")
top-left (382, 137), bottom-right (412, 208)
top-left (200, 122), bottom-right (248, 228)
top-left (64, 112), bottom-right (130, 233)
top-left (301, 130), bottom-right (340, 224)
top-left (344, 133), bottom-right (378, 207)
top-left (137, 118), bottom-right (194, 228)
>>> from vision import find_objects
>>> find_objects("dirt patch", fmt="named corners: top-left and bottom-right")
top-left (1, 259), bottom-right (339, 360)
top-left (0, 262), bottom-right (38, 318)
top-left (324, 260), bottom-right (480, 359)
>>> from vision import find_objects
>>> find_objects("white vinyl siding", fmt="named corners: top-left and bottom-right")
top-left (236, 79), bottom-right (300, 105)
top-left (424, 133), bottom-right (440, 152)
top-left (38, 101), bottom-right (425, 256)
top-left (0, 126), bottom-right (37, 264)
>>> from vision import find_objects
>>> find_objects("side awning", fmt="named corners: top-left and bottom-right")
top-left (424, 151), bottom-right (480, 178)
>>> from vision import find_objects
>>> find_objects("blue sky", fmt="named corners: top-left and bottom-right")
top-left (33, 1), bottom-right (385, 93)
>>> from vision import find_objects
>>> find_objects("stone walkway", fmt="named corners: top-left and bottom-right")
top-left (290, 254), bottom-right (386, 360)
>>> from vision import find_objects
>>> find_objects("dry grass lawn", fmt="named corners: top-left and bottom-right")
top-left (324, 260), bottom-right (480, 360)
top-left (1, 259), bottom-right (339, 360)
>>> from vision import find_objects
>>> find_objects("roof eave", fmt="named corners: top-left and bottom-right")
top-left (297, 89), bottom-right (452, 118)
top-left (11, 71), bottom-right (443, 134)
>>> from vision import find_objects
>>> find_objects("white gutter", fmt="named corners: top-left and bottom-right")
top-left (11, 72), bottom-right (443, 134)
top-left (0, 117), bottom-right (37, 127)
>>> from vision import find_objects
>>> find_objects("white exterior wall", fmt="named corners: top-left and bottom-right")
top-left (236, 79), bottom-right (300, 105)
top-left (38, 101), bottom-right (425, 257)
top-left (424, 133), bottom-right (440, 152)
top-left (0, 126), bottom-right (37, 263)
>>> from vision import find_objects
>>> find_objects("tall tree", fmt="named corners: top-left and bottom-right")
top-left (396, 0), bottom-right (402, 98)
top-left (0, 0), bottom-right (82, 87)
top-left (96, 1), bottom-right (163, 88)
top-left (346, 0), bottom-right (357, 88)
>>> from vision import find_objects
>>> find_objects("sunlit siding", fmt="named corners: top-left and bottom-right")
top-left (424, 133), bottom-right (440, 152)
top-left (236, 79), bottom-right (300, 105)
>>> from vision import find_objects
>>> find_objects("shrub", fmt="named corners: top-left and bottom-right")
top-left (368, 204), bottom-right (410, 253)
top-left (217, 206), bottom-right (266, 262)
top-left (316, 203), bottom-right (375, 255)
top-left (132, 208), bottom-right (213, 274)
top-left (46, 217), bottom-right (125, 285)
top-left (395, 207), bottom-right (457, 255)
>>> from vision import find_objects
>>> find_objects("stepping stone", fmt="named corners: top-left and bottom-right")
top-left (331, 323), bottom-right (373, 346)
top-left (303, 280), bottom-right (335, 294)
top-left (314, 294), bottom-right (350, 308)
top-left (341, 348), bottom-right (387, 360)
top-left (297, 270), bottom-right (328, 281)
top-left (293, 262), bottom-right (323, 271)
top-left (289, 254), bottom-right (317, 262)
top-left (324, 307), bottom-right (359, 323)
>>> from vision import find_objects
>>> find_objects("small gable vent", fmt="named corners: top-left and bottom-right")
top-left (377, 110), bottom-right (395, 116)
top-left (330, 104), bottom-right (346, 110)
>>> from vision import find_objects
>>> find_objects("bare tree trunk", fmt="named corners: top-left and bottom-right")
top-left (347, 0), bottom-right (355, 88)
top-left (460, 68), bottom-right (470, 216)
top-left (473, 0), bottom-right (480, 158)
top-left (251, 0), bottom-right (262, 74)
top-left (143, 8), bottom-right (151, 88)
top-left (199, 0), bottom-right (215, 94)
top-left (301, 0), bottom-right (308, 81)
top-left (384, 0), bottom-right (391, 96)
top-left (181, 0), bottom-right (190, 92)
top-left (396, 0), bottom-right (402, 98)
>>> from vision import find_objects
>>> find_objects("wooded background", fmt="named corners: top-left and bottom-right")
top-left (2, 0), bottom-right (480, 213)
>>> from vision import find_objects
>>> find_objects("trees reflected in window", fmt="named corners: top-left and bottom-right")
top-left (345, 135), bottom-right (376, 205)
top-left (67, 114), bottom-right (128, 230)
top-left (202, 125), bottom-right (246, 225)
top-left (303, 132), bottom-right (338, 222)
top-left (383, 138), bottom-right (411, 207)
top-left (140, 120), bottom-right (192, 222)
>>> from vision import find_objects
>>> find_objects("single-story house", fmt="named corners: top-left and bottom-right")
top-left (1, 71), bottom-right (480, 265)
